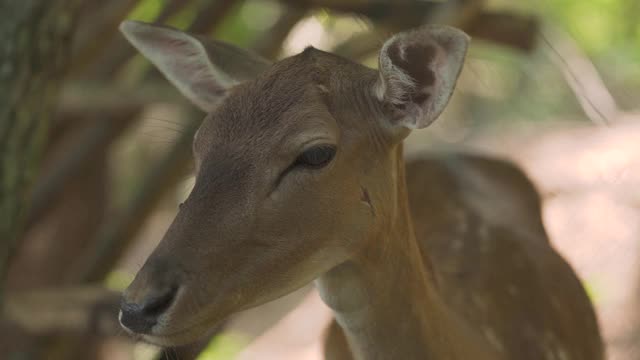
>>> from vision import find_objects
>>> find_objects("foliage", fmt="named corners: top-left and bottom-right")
top-left (198, 333), bottom-right (248, 360)
top-left (544, 0), bottom-right (640, 55)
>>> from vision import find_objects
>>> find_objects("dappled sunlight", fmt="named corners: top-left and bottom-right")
top-left (282, 11), bottom-right (370, 56)
top-left (283, 16), bottom-right (328, 55)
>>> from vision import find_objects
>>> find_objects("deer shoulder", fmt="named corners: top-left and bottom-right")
top-left (407, 154), bottom-right (602, 359)
top-left (325, 154), bottom-right (603, 360)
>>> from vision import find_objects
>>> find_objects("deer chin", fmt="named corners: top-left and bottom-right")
top-left (137, 288), bottom-right (265, 347)
top-left (140, 312), bottom-right (225, 347)
top-left (141, 331), bottom-right (201, 347)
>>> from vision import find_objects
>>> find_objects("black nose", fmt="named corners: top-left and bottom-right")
top-left (119, 286), bottom-right (177, 333)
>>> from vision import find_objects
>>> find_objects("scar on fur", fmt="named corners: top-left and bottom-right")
top-left (360, 186), bottom-right (375, 217)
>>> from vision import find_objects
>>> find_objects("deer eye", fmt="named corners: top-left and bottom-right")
top-left (294, 145), bottom-right (336, 169)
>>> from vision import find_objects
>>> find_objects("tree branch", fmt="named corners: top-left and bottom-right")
top-left (0, 0), bottom-right (82, 308)
top-left (333, 10), bottom-right (539, 61)
top-left (466, 12), bottom-right (539, 52)
top-left (70, 110), bottom-right (202, 283)
top-left (3, 286), bottom-right (121, 336)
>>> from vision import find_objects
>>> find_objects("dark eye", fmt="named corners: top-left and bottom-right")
top-left (294, 145), bottom-right (336, 169)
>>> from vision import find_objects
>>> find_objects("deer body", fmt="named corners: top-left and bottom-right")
top-left (117, 21), bottom-right (603, 359)
top-left (323, 153), bottom-right (602, 359)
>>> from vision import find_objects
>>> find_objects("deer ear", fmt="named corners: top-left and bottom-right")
top-left (375, 25), bottom-right (469, 129)
top-left (119, 20), bottom-right (271, 112)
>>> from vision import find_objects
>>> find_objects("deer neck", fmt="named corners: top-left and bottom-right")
top-left (316, 145), bottom-right (497, 360)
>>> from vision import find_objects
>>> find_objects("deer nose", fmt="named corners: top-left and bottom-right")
top-left (119, 286), bottom-right (177, 334)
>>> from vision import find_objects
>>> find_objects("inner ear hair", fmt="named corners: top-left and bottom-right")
top-left (119, 20), bottom-right (271, 112)
top-left (380, 39), bottom-right (438, 107)
top-left (376, 25), bottom-right (470, 130)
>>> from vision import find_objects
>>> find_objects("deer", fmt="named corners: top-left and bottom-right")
top-left (117, 20), bottom-right (603, 360)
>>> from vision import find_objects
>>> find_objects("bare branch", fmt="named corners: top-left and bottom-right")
top-left (60, 82), bottom-right (187, 113)
top-left (70, 110), bottom-right (202, 283)
top-left (25, 108), bottom-right (138, 229)
top-left (71, 0), bottom-right (141, 73)
top-left (3, 287), bottom-right (121, 336)
top-left (188, 0), bottom-right (243, 34)
top-left (333, 10), bottom-right (539, 61)
top-left (540, 25), bottom-right (619, 125)
top-left (465, 12), bottom-right (539, 52)
top-left (0, 0), bottom-right (82, 307)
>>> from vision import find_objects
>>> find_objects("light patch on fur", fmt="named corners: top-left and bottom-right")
top-left (317, 84), bottom-right (329, 94)
top-left (479, 225), bottom-right (491, 254)
top-left (478, 224), bottom-right (490, 237)
top-left (452, 209), bottom-right (469, 234)
top-left (543, 331), bottom-right (572, 360)
top-left (316, 263), bottom-right (370, 327)
top-left (482, 326), bottom-right (505, 352)
top-left (451, 238), bottom-right (463, 252)
top-left (192, 124), bottom-right (201, 148)
top-left (471, 293), bottom-right (488, 312)
top-left (550, 295), bottom-right (564, 312)
top-left (118, 310), bottom-right (123, 327)
top-left (557, 348), bottom-right (571, 360)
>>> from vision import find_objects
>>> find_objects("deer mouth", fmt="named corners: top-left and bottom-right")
top-left (138, 314), bottom-right (223, 347)
top-left (131, 292), bottom-right (229, 347)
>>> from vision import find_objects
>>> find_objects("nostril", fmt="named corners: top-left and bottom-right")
top-left (141, 286), bottom-right (177, 317)
top-left (119, 286), bottom-right (178, 334)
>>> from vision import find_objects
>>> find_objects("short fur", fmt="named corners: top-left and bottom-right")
top-left (118, 21), bottom-right (603, 360)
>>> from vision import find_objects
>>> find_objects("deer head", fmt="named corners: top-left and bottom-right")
top-left (118, 20), bottom-right (468, 346)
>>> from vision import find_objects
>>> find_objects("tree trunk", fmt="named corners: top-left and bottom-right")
top-left (0, 0), bottom-right (80, 307)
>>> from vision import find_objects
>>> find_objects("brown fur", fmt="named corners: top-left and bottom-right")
top-left (119, 21), bottom-right (603, 359)
top-left (324, 153), bottom-right (603, 359)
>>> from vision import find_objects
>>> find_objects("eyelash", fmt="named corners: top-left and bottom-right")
top-left (293, 145), bottom-right (336, 169)
top-left (273, 145), bottom-right (337, 189)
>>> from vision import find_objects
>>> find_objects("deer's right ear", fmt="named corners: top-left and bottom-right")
top-left (119, 20), bottom-right (271, 112)
top-left (375, 25), bottom-right (469, 130)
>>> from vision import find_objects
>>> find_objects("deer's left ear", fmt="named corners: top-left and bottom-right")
top-left (119, 20), bottom-right (270, 113)
top-left (375, 25), bottom-right (469, 129)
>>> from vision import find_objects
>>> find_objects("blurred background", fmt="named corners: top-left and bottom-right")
top-left (1, 0), bottom-right (639, 359)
